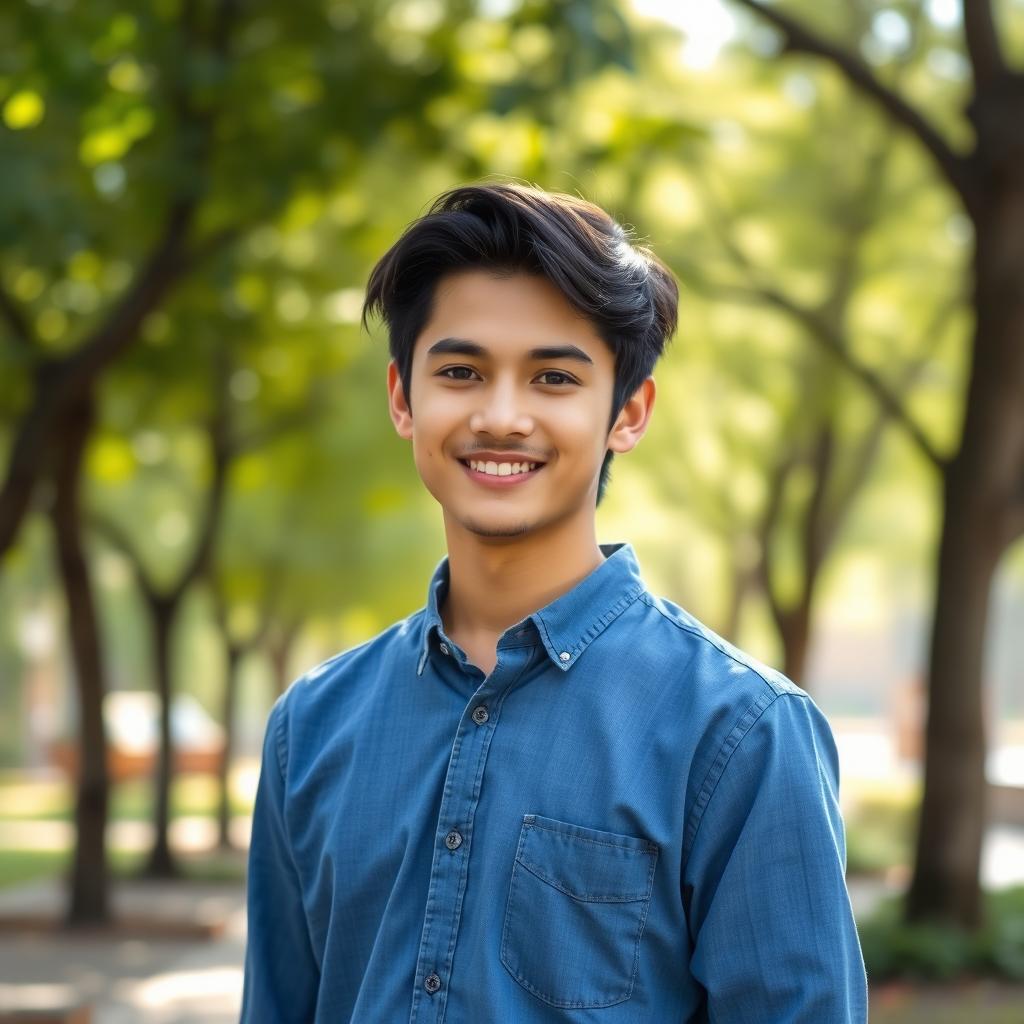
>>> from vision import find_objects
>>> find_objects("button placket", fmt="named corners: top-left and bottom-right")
top-left (408, 647), bottom-right (533, 1022)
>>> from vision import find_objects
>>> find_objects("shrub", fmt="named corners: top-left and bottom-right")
top-left (859, 887), bottom-right (1024, 982)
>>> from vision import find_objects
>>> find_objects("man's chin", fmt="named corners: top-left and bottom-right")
top-left (459, 516), bottom-right (534, 539)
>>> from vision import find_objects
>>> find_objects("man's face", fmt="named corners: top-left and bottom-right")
top-left (388, 270), bottom-right (637, 541)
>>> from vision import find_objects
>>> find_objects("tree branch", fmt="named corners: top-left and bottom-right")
top-left (787, 281), bottom-right (956, 616)
top-left (0, 0), bottom-right (240, 564)
top-left (962, 0), bottom-right (1006, 88)
top-left (210, 556), bottom-right (286, 655)
top-left (801, 423), bottom-right (835, 593)
top-left (687, 133), bottom-right (958, 475)
top-left (677, 255), bottom-right (948, 472)
top-left (756, 449), bottom-right (800, 638)
top-left (0, 280), bottom-right (39, 353)
top-left (185, 223), bottom-right (247, 272)
top-left (730, 0), bottom-right (973, 201)
top-left (170, 362), bottom-right (233, 604)
top-left (0, 202), bottom-right (198, 561)
top-left (817, 286), bottom-right (955, 553)
top-left (231, 400), bottom-right (322, 457)
top-left (90, 512), bottom-right (159, 607)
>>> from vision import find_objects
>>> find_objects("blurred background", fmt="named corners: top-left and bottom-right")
top-left (1, 0), bottom-right (1023, 1021)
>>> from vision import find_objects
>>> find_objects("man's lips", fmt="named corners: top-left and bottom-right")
top-left (459, 451), bottom-right (546, 464)
top-left (458, 457), bottom-right (544, 487)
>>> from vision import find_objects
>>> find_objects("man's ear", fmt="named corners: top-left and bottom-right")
top-left (387, 360), bottom-right (413, 440)
top-left (607, 377), bottom-right (655, 454)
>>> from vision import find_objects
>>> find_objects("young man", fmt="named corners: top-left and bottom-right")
top-left (240, 184), bottom-right (867, 1022)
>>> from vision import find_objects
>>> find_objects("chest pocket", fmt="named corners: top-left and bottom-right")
top-left (500, 813), bottom-right (659, 1009)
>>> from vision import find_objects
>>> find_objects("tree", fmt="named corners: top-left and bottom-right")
top-left (94, 367), bottom-right (231, 877)
top-left (673, 123), bottom-right (957, 683)
top-left (1, 0), bottom-right (498, 921)
top-left (0, 0), bottom-right (240, 561)
top-left (48, 391), bottom-right (112, 925)
top-left (730, 0), bottom-right (1024, 927)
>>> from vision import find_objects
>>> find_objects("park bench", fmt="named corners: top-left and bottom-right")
top-left (0, 1008), bottom-right (92, 1024)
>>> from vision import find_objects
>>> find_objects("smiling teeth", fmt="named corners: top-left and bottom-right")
top-left (468, 460), bottom-right (538, 476)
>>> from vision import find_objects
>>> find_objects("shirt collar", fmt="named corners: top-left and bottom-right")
top-left (417, 542), bottom-right (646, 676)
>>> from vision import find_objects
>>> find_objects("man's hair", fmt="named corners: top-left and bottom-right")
top-left (362, 182), bottom-right (678, 502)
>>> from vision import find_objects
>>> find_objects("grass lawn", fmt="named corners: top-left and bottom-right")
top-left (0, 846), bottom-right (155, 888)
top-left (0, 845), bottom-right (247, 889)
top-left (0, 769), bottom-right (255, 822)
top-left (0, 770), bottom-right (254, 889)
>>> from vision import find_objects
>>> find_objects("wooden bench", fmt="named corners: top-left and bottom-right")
top-left (0, 1007), bottom-right (92, 1024)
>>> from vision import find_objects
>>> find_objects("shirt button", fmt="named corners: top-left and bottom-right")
top-left (471, 705), bottom-right (489, 725)
top-left (424, 973), bottom-right (441, 994)
top-left (444, 829), bottom-right (463, 851)
top-left (559, 651), bottom-right (571, 662)
top-left (439, 642), bottom-right (450, 655)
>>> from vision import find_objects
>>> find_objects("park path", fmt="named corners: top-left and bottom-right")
top-left (0, 877), bottom-right (246, 1023)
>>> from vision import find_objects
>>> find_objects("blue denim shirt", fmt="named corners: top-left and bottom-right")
top-left (241, 542), bottom-right (867, 1022)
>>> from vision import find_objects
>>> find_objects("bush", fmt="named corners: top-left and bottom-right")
top-left (844, 789), bottom-right (915, 876)
top-left (859, 887), bottom-right (1024, 982)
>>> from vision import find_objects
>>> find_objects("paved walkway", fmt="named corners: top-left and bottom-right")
top-left (0, 878), bottom-right (246, 1023)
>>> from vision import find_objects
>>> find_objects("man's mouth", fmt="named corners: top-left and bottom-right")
top-left (457, 456), bottom-right (546, 486)
top-left (462, 458), bottom-right (541, 478)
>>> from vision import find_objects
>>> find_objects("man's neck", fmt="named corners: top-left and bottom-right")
top-left (440, 515), bottom-right (606, 667)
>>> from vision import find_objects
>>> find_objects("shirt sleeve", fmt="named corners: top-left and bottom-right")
top-left (685, 690), bottom-right (868, 1023)
top-left (240, 697), bottom-right (320, 1023)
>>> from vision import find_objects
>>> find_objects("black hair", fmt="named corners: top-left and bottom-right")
top-left (362, 182), bottom-right (678, 503)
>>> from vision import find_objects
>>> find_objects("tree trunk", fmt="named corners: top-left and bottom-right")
top-left (778, 602), bottom-right (812, 688)
top-left (906, 467), bottom-right (996, 924)
top-left (720, 558), bottom-right (753, 645)
top-left (267, 622), bottom-right (298, 699)
top-left (48, 394), bottom-right (112, 927)
top-left (216, 642), bottom-right (243, 849)
top-left (906, 198), bottom-right (1024, 925)
top-left (143, 597), bottom-right (180, 878)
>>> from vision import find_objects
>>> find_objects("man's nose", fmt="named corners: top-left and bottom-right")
top-left (468, 379), bottom-right (534, 437)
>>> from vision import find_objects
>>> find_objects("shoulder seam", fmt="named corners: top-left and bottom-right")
top-left (272, 696), bottom-right (289, 784)
top-left (637, 590), bottom-right (794, 697)
top-left (270, 695), bottom-right (308, 884)
top-left (683, 689), bottom-right (809, 864)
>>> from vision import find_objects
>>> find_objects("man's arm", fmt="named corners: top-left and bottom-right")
top-left (240, 698), bottom-right (320, 1023)
top-left (685, 690), bottom-right (867, 1022)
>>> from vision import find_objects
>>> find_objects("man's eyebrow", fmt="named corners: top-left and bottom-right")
top-left (426, 337), bottom-right (487, 358)
top-left (529, 345), bottom-right (594, 366)
top-left (426, 337), bottom-right (594, 366)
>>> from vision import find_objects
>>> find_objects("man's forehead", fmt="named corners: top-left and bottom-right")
top-left (414, 270), bottom-right (611, 363)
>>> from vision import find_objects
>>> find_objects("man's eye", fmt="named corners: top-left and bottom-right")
top-left (439, 366), bottom-right (479, 381)
top-left (536, 371), bottom-right (577, 386)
